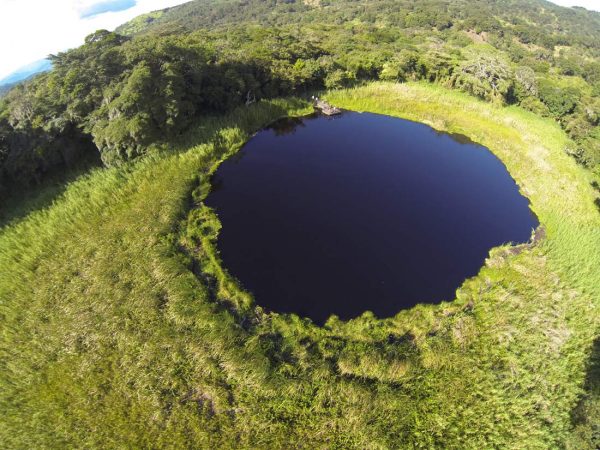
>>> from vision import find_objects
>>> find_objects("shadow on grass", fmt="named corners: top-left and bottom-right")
top-left (570, 335), bottom-right (600, 448)
top-left (0, 153), bottom-right (101, 229)
top-left (0, 98), bottom-right (310, 232)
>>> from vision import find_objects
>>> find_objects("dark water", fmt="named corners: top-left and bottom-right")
top-left (206, 111), bottom-right (538, 324)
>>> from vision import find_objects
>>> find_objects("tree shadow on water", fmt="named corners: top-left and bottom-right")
top-left (267, 116), bottom-right (308, 136)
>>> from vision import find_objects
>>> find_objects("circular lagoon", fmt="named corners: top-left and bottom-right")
top-left (206, 111), bottom-right (538, 324)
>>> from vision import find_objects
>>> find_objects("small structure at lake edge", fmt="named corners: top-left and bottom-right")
top-left (312, 96), bottom-right (341, 115)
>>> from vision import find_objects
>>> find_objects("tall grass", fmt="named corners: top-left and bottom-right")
top-left (328, 82), bottom-right (600, 448)
top-left (0, 84), bottom-right (598, 448)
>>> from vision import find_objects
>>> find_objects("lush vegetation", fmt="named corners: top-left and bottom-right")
top-left (1, 0), bottom-right (600, 447)
top-left (2, 0), bottom-right (600, 199)
top-left (1, 82), bottom-right (599, 448)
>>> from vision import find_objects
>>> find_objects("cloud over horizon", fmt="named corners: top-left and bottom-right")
top-left (0, 0), bottom-right (190, 80)
top-left (548, 0), bottom-right (600, 10)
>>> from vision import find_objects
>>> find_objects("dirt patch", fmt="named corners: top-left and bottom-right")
top-left (464, 30), bottom-right (488, 43)
top-left (506, 226), bottom-right (546, 256)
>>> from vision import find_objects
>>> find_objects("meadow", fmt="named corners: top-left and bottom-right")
top-left (1, 83), bottom-right (598, 448)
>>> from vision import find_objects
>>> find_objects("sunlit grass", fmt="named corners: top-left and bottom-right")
top-left (1, 84), bottom-right (598, 448)
top-left (328, 82), bottom-right (600, 447)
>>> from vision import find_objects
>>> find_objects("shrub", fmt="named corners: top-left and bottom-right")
top-left (452, 55), bottom-right (514, 103)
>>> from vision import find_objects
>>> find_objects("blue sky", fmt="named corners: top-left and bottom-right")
top-left (0, 0), bottom-right (598, 81)
top-left (79, 0), bottom-right (137, 18)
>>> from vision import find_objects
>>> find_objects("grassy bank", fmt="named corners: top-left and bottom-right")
top-left (328, 83), bottom-right (600, 448)
top-left (1, 83), bottom-right (598, 448)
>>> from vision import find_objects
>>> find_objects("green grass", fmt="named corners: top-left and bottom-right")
top-left (1, 83), bottom-right (599, 448)
top-left (328, 83), bottom-right (600, 447)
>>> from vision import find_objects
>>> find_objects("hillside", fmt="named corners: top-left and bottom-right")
top-left (0, 59), bottom-right (52, 88)
top-left (2, 0), bottom-right (600, 199)
top-left (118, 0), bottom-right (600, 43)
top-left (0, 83), bottom-right (15, 98)
top-left (1, 0), bottom-right (599, 448)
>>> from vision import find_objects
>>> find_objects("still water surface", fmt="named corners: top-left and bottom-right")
top-left (206, 111), bottom-right (538, 324)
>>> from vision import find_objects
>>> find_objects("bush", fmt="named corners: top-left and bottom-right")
top-left (452, 55), bottom-right (514, 103)
top-left (379, 60), bottom-right (406, 82)
top-left (519, 96), bottom-right (549, 116)
top-left (577, 128), bottom-right (600, 168)
top-left (514, 66), bottom-right (538, 100)
top-left (324, 69), bottom-right (357, 89)
top-left (538, 80), bottom-right (579, 118)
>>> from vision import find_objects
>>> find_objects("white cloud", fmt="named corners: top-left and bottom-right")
top-left (547, 0), bottom-right (600, 11)
top-left (0, 0), bottom-right (190, 80)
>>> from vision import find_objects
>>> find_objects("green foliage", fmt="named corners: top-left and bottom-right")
top-left (4, 0), bottom-right (600, 192)
top-left (538, 79), bottom-right (579, 117)
top-left (576, 127), bottom-right (600, 168)
top-left (0, 0), bottom-right (600, 443)
top-left (569, 337), bottom-right (600, 450)
top-left (379, 50), bottom-right (430, 83)
top-left (452, 55), bottom-right (514, 103)
top-left (0, 6), bottom-right (598, 444)
top-left (1, 83), bottom-right (599, 448)
top-left (324, 69), bottom-right (356, 89)
top-left (514, 66), bottom-right (538, 100)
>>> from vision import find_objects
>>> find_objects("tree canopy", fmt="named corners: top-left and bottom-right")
top-left (1, 0), bottom-right (600, 197)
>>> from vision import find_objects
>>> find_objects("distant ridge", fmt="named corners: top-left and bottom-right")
top-left (0, 59), bottom-right (52, 87)
top-left (115, 0), bottom-right (600, 39)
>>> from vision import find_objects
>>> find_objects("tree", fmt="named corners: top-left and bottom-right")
top-left (452, 55), bottom-right (514, 103)
top-left (324, 69), bottom-right (356, 89)
top-left (537, 80), bottom-right (579, 118)
top-left (380, 60), bottom-right (405, 81)
top-left (514, 66), bottom-right (538, 101)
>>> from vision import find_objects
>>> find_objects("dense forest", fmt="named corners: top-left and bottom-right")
top-left (1, 1), bottom-right (600, 448)
top-left (1, 0), bottom-right (600, 199)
